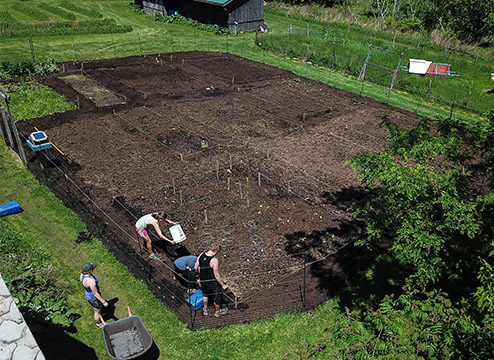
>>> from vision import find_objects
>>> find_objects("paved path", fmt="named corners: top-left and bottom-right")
top-left (0, 274), bottom-right (45, 360)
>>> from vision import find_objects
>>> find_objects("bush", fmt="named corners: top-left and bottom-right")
top-left (0, 59), bottom-right (35, 78)
top-left (154, 13), bottom-right (230, 35)
top-left (0, 59), bottom-right (59, 78)
top-left (0, 223), bottom-right (77, 327)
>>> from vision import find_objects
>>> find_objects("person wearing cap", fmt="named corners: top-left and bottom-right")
top-left (135, 211), bottom-right (179, 260)
top-left (80, 262), bottom-right (108, 329)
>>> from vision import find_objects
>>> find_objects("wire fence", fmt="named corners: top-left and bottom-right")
top-left (254, 22), bottom-right (491, 115)
top-left (1, 98), bottom-right (373, 328)
top-left (2, 28), bottom-right (485, 123)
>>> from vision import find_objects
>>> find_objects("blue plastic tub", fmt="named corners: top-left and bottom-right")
top-left (0, 201), bottom-right (21, 217)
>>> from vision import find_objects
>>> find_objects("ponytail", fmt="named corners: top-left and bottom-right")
top-left (153, 211), bottom-right (167, 220)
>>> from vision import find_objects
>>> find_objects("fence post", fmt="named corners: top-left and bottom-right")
top-left (332, 38), bottom-right (336, 67)
top-left (12, 120), bottom-right (27, 165)
top-left (303, 253), bottom-right (307, 309)
top-left (138, 33), bottom-right (142, 56)
top-left (449, 94), bottom-right (456, 119)
top-left (29, 38), bottom-right (35, 64)
top-left (72, 36), bottom-right (77, 65)
top-left (111, 33), bottom-right (116, 58)
top-left (0, 106), bottom-right (14, 148)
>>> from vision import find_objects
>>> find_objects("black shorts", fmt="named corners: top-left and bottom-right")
top-left (88, 298), bottom-right (103, 309)
top-left (202, 281), bottom-right (222, 304)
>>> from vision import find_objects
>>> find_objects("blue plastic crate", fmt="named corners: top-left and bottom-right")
top-left (186, 289), bottom-right (203, 310)
top-left (27, 139), bottom-right (52, 152)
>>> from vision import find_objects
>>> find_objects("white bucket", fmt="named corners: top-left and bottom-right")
top-left (169, 224), bottom-right (186, 244)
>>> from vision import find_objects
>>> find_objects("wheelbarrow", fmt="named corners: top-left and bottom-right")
top-left (99, 307), bottom-right (153, 360)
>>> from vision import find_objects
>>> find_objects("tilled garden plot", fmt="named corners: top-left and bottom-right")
top-left (17, 51), bottom-right (419, 328)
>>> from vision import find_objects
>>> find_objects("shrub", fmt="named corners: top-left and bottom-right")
top-left (154, 13), bottom-right (230, 35)
top-left (0, 223), bottom-right (77, 327)
top-left (0, 59), bottom-right (59, 79)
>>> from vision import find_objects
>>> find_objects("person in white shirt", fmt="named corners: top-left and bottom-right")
top-left (135, 211), bottom-right (178, 260)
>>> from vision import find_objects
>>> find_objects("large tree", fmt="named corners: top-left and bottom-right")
top-left (348, 112), bottom-right (494, 289)
top-left (444, 0), bottom-right (494, 42)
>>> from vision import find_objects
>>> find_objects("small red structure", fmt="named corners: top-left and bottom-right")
top-left (425, 63), bottom-right (451, 77)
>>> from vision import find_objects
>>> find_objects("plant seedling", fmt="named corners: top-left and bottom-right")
top-left (201, 140), bottom-right (208, 149)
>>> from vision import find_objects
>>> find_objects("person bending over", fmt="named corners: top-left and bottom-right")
top-left (135, 211), bottom-right (178, 260)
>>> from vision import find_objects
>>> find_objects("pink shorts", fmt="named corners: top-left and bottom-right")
top-left (135, 226), bottom-right (148, 238)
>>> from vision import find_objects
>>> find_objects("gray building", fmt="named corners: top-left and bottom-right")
top-left (136, 0), bottom-right (266, 32)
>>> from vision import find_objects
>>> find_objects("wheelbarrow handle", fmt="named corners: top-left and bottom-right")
top-left (99, 314), bottom-right (106, 326)
top-left (128, 306), bottom-right (132, 317)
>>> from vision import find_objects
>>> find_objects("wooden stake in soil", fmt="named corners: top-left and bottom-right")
top-left (179, 189), bottom-right (183, 204)
top-left (204, 209), bottom-right (208, 224)
top-left (227, 177), bottom-right (231, 190)
top-left (172, 178), bottom-right (176, 194)
top-left (258, 172), bottom-right (261, 186)
top-left (216, 160), bottom-right (219, 180)
top-left (246, 197), bottom-right (249, 208)
top-left (229, 155), bottom-right (232, 170)
top-left (239, 183), bottom-right (243, 198)
top-left (180, 153), bottom-right (183, 161)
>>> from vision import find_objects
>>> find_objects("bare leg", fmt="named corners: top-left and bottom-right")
top-left (94, 306), bottom-right (102, 323)
top-left (203, 296), bottom-right (208, 311)
top-left (214, 302), bottom-right (220, 313)
top-left (144, 235), bottom-right (154, 255)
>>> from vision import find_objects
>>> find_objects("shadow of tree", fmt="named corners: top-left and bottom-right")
top-left (25, 315), bottom-right (98, 360)
top-left (283, 186), bottom-right (396, 302)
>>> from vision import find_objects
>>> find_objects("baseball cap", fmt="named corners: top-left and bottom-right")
top-left (82, 262), bottom-right (97, 272)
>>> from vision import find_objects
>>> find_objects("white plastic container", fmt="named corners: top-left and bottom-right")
top-left (169, 224), bottom-right (186, 243)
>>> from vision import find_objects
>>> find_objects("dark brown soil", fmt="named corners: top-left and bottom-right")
top-left (17, 51), bottom-right (419, 329)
